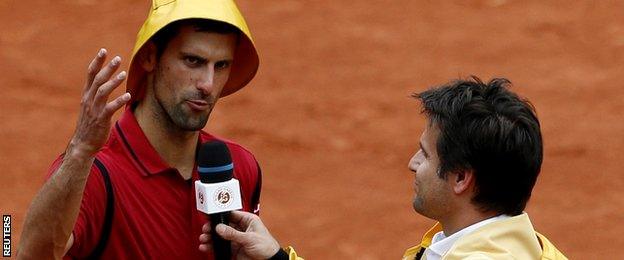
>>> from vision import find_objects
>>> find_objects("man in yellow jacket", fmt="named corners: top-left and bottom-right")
top-left (200, 77), bottom-right (567, 260)
top-left (401, 76), bottom-right (566, 260)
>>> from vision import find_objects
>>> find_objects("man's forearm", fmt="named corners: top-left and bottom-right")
top-left (18, 148), bottom-right (94, 259)
top-left (18, 49), bottom-right (129, 259)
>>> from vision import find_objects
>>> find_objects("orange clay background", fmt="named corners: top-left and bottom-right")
top-left (1, 1), bottom-right (623, 259)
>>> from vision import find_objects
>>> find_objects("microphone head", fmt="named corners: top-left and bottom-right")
top-left (197, 140), bottom-right (233, 183)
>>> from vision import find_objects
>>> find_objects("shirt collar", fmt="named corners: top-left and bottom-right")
top-left (115, 108), bottom-right (225, 177)
top-left (425, 214), bottom-right (511, 259)
top-left (115, 108), bottom-right (173, 176)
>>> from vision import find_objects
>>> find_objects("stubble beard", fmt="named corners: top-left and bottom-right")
top-left (164, 98), bottom-right (210, 131)
top-left (412, 183), bottom-right (449, 220)
top-left (152, 65), bottom-right (212, 133)
top-left (413, 195), bottom-right (442, 220)
top-left (412, 195), bottom-right (426, 215)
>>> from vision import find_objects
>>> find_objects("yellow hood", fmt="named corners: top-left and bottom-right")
top-left (127, 0), bottom-right (259, 102)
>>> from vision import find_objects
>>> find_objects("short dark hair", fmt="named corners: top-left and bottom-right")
top-left (413, 76), bottom-right (543, 216)
top-left (150, 18), bottom-right (239, 58)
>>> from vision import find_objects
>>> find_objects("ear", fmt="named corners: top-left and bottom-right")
top-left (138, 42), bottom-right (157, 72)
top-left (450, 169), bottom-right (474, 195)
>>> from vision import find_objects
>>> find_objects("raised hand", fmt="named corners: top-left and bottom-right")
top-left (18, 49), bottom-right (132, 259)
top-left (67, 48), bottom-right (131, 158)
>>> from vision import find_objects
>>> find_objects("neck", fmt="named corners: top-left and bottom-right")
top-left (134, 102), bottom-right (198, 180)
top-left (439, 205), bottom-right (498, 236)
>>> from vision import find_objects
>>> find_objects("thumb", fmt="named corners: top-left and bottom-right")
top-left (216, 224), bottom-right (247, 243)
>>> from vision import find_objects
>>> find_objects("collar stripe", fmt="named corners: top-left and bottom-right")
top-left (115, 122), bottom-right (151, 175)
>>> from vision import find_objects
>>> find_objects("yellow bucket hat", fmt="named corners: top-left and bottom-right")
top-left (126, 0), bottom-right (259, 102)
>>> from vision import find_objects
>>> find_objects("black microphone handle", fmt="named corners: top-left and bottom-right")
top-left (209, 212), bottom-right (231, 260)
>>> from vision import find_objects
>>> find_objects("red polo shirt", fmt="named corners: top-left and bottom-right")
top-left (46, 109), bottom-right (261, 259)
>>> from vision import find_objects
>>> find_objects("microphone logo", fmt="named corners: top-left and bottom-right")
top-left (214, 187), bottom-right (233, 208)
top-left (218, 191), bottom-right (230, 204)
top-left (198, 191), bottom-right (205, 204)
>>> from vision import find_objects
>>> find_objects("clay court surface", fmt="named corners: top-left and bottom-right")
top-left (1, 0), bottom-right (623, 258)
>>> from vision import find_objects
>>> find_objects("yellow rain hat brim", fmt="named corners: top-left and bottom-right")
top-left (126, 0), bottom-right (259, 102)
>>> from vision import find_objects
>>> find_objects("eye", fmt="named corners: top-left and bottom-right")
top-left (215, 60), bottom-right (231, 70)
top-left (183, 55), bottom-right (205, 67)
top-left (418, 145), bottom-right (429, 159)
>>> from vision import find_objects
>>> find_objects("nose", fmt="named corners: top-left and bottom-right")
top-left (407, 153), bottom-right (421, 173)
top-left (196, 65), bottom-right (215, 95)
top-left (408, 154), bottom-right (419, 173)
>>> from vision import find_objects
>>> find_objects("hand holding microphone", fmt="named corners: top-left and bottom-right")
top-left (195, 141), bottom-right (243, 260)
top-left (196, 141), bottom-right (291, 260)
top-left (199, 211), bottom-right (282, 260)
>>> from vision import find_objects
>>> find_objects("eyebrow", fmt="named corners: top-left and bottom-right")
top-left (181, 52), bottom-right (235, 65)
top-left (419, 141), bottom-right (429, 157)
top-left (180, 52), bottom-right (208, 62)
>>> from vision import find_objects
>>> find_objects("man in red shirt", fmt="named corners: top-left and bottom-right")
top-left (18, 0), bottom-right (261, 259)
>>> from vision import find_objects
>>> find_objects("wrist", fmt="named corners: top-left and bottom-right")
top-left (65, 141), bottom-right (97, 162)
top-left (268, 248), bottom-right (288, 260)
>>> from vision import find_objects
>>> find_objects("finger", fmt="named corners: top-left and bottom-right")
top-left (202, 223), bottom-right (211, 233)
top-left (87, 56), bottom-right (122, 101)
top-left (101, 92), bottom-right (131, 119)
top-left (216, 224), bottom-right (247, 244)
top-left (93, 71), bottom-right (126, 110)
top-left (228, 210), bottom-right (257, 227)
top-left (199, 233), bottom-right (211, 243)
top-left (83, 48), bottom-right (107, 94)
top-left (198, 243), bottom-right (212, 252)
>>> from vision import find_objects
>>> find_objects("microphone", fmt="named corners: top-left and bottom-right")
top-left (195, 141), bottom-right (243, 260)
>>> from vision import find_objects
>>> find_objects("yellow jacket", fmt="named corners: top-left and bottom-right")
top-left (402, 213), bottom-right (567, 260)
top-left (284, 246), bottom-right (304, 260)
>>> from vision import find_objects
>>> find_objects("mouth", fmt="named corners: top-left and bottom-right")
top-left (185, 99), bottom-right (211, 111)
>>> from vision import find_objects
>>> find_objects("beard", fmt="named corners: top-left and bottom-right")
top-left (412, 185), bottom-right (451, 221)
top-left (151, 65), bottom-right (214, 132)
top-left (164, 98), bottom-right (210, 131)
top-left (412, 195), bottom-right (426, 215)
